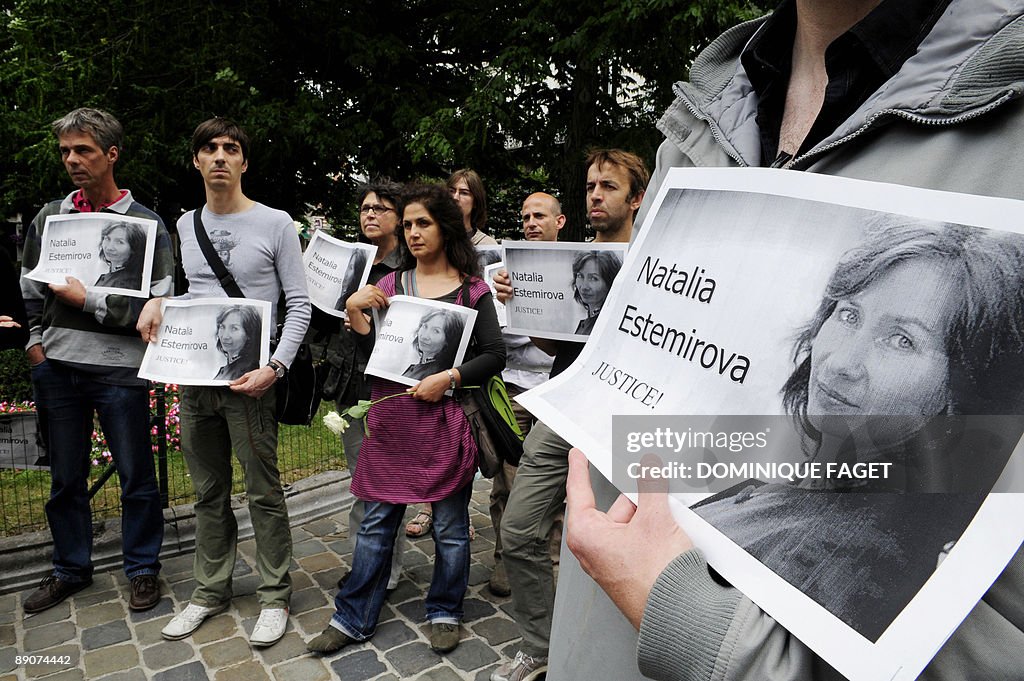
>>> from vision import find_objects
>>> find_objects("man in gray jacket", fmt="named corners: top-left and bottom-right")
top-left (555, 1), bottom-right (1024, 680)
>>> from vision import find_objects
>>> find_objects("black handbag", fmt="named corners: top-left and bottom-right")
top-left (193, 211), bottom-right (320, 425)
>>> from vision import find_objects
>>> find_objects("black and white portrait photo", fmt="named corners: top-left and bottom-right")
top-left (24, 213), bottom-right (157, 297)
top-left (571, 250), bottom-right (622, 335)
top-left (139, 298), bottom-right (271, 386)
top-left (213, 305), bottom-right (263, 380)
top-left (95, 221), bottom-right (148, 290)
top-left (476, 245), bottom-right (502, 270)
top-left (690, 218), bottom-right (1024, 641)
top-left (503, 241), bottom-right (627, 341)
top-left (517, 169), bottom-right (1024, 681)
top-left (402, 308), bottom-right (466, 380)
top-left (335, 248), bottom-right (369, 312)
top-left (302, 230), bottom-right (376, 319)
top-left (365, 295), bottom-right (477, 391)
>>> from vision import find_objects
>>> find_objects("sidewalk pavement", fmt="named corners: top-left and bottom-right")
top-left (0, 478), bottom-right (532, 681)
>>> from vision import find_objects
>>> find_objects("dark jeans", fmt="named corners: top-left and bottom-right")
top-left (31, 359), bottom-right (163, 582)
top-left (331, 481), bottom-right (473, 639)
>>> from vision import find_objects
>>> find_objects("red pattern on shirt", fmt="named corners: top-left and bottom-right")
top-left (72, 189), bottom-right (128, 212)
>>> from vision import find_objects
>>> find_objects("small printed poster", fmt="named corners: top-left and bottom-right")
top-left (0, 412), bottom-right (47, 470)
top-left (484, 262), bottom-right (507, 327)
top-left (303, 231), bottom-right (377, 318)
top-left (139, 298), bottom-right (272, 386)
top-left (502, 241), bottom-right (627, 341)
top-left (25, 213), bottom-right (158, 297)
top-left (366, 295), bottom-right (477, 394)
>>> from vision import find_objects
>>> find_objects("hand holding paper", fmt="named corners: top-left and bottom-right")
top-left (492, 268), bottom-right (512, 303)
top-left (137, 297), bottom-right (164, 342)
top-left (346, 284), bottom-right (389, 334)
top-left (408, 370), bottom-right (457, 403)
top-left (565, 449), bottom-right (693, 629)
top-left (229, 365), bottom-right (277, 398)
top-left (49, 276), bottom-right (86, 310)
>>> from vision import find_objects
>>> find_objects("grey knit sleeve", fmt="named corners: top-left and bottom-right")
top-left (638, 549), bottom-right (826, 681)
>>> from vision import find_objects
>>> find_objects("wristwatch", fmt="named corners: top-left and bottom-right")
top-left (268, 360), bottom-right (287, 380)
top-left (446, 369), bottom-right (457, 391)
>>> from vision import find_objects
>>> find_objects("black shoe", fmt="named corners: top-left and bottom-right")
top-left (307, 625), bottom-right (357, 654)
top-left (429, 622), bottom-right (461, 653)
top-left (129, 574), bottom-right (161, 611)
top-left (24, 575), bottom-right (92, 614)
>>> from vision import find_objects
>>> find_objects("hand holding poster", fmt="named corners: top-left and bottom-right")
top-left (517, 168), bottom-right (1024, 681)
top-left (24, 213), bottom-right (158, 297)
top-left (502, 241), bottom-right (627, 341)
top-left (365, 295), bottom-right (477, 393)
top-left (302, 231), bottom-right (377, 318)
top-left (139, 298), bottom-right (272, 386)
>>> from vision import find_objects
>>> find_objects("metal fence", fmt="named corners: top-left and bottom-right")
top-left (0, 386), bottom-right (344, 537)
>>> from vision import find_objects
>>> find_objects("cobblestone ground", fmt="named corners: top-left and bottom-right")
top-left (1, 479), bottom-right (532, 681)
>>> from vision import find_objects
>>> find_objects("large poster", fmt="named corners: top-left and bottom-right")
top-left (24, 213), bottom-right (158, 297)
top-left (365, 295), bottom-right (477, 394)
top-left (138, 298), bottom-right (272, 386)
top-left (502, 241), bottom-right (627, 341)
top-left (303, 231), bottom-right (376, 318)
top-left (517, 168), bottom-right (1024, 681)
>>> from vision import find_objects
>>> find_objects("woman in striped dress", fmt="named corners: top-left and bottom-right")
top-left (308, 183), bottom-right (505, 656)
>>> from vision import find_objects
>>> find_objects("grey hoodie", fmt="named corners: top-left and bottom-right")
top-left (548, 2), bottom-right (1024, 680)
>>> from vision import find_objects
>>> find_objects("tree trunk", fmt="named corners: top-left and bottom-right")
top-left (558, 59), bottom-right (599, 242)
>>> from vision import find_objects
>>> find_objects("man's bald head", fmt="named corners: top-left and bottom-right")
top-left (522, 192), bottom-right (565, 241)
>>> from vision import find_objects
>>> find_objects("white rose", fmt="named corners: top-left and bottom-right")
top-left (322, 411), bottom-right (348, 436)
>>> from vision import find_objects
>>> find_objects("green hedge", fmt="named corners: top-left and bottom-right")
top-left (0, 349), bottom-right (31, 403)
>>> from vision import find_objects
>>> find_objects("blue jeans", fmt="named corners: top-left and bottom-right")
top-left (31, 359), bottom-right (163, 582)
top-left (331, 481), bottom-right (473, 640)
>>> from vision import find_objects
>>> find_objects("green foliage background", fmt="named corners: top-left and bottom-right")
top-left (0, 0), bottom-right (766, 243)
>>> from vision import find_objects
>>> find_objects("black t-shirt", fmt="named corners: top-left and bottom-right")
top-left (741, 0), bottom-right (953, 165)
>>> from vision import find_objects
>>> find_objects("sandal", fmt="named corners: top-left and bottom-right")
top-left (406, 510), bottom-right (433, 538)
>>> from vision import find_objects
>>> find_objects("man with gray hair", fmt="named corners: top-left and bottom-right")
top-left (20, 107), bottom-right (172, 613)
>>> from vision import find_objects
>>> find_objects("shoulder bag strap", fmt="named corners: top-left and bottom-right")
top-left (193, 209), bottom-right (244, 298)
top-left (457, 277), bottom-right (472, 308)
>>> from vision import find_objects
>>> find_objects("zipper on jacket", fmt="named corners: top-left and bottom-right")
top-left (671, 81), bottom-right (1021, 171)
top-left (672, 83), bottom-right (750, 168)
top-left (786, 87), bottom-right (1021, 170)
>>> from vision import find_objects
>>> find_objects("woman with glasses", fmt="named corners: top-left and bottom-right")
top-left (313, 181), bottom-right (409, 593)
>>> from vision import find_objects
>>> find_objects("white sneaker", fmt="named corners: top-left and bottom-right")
top-left (161, 602), bottom-right (227, 640)
top-left (249, 607), bottom-right (289, 647)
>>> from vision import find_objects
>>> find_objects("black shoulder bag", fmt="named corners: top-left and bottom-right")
top-left (193, 210), bottom-right (320, 425)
